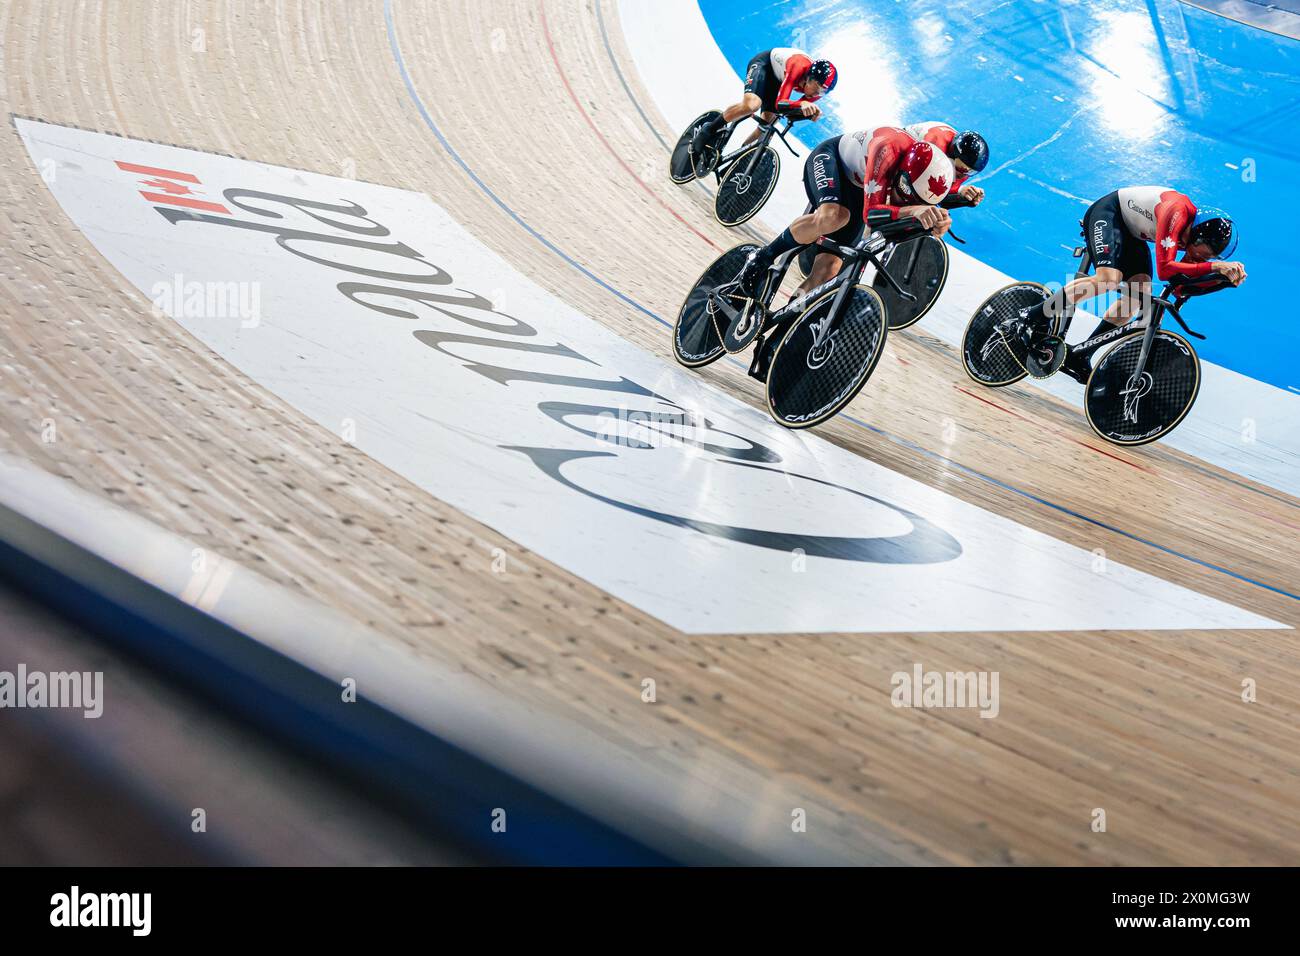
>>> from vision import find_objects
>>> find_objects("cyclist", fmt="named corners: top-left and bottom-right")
top-left (689, 48), bottom-right (836, 168)
top-left (903, 121), bottom-right (989, 205)
top-left (1020, 186), bottom-right (1246, 383)
top-left (735, 127), bottom-right (955, 302)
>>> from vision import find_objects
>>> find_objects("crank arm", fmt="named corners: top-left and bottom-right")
top-left (706, 286), bottom-right (746, 323)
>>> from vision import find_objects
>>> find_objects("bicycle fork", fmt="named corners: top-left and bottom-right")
top-left (722, 133), bottom-right (772, 190)
top-left (1119, 319), bottom-right (1158, 423)
top-left (807, 244), bottom-right (916, 350)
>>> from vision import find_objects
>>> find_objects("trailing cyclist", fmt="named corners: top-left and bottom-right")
top-left (689, 47), bottom-right (836, 171)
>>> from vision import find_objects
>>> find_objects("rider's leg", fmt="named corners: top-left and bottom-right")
top-left (1022, 267), bottom-right (1125, 333)
top-left (1059, 271), bottom-right (1150, 384)
top-left (789, 201), bottom-right (850, 245)
top-left (783, 204), bottom-right (851, 300)
top-left (744, 201), bottom-right (849, 294)
top-left (775, 253), bottom-right (843, 314)
top-left (805, 252), bottom-right (844, 288)
top-left (741, 110), bottom-right (776, 146)
top-left (1030, 190), bottom-right (1133, 333)
top-left (1103, 274), bottom-right (1152, 324)
top-left (725, 94), bottom-right (763, 123)
top-left (1078, 242), bottom-right (1153, 337)
top-left (695, 93), bottom-right (761, 148)
top-left (740, 136), bottom-right (854, 298)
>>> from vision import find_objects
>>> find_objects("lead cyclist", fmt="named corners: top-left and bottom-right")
top-left (1020, 186), bottom-right (1246, 383)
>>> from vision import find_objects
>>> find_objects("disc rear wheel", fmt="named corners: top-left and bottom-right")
top-left (670, 111), bottom-right (721, 184)
top-left (673, 244), bottom-right (759, 367)
top-left (961, 282), bottom-right (1051, 387)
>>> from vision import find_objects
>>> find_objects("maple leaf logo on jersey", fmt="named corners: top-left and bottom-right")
top-left (1161, 236), bottom-right (1176, 250)
top-left (928, 174), bottom-right (949, 198)
top-left (866, 179), bottom-right (882, 196)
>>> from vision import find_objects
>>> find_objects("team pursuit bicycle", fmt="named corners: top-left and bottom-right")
top-left (795, 193), bottom-right (976, 331)
top-left (673, 211), bottom-right (934, 428)
top-left (670, 106), bottom-right (808, 228)
top-left (961, 236), bottom-right (1234, 446)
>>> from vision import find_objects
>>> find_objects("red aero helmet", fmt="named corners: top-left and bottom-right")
top-left (896, 141), bottom-right (955, 205)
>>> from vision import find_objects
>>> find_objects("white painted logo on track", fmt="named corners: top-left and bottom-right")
top-left (17, 119), bottom-right (1283, 633)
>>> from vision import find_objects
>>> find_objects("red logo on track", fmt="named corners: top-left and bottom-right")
top-left (116, 161), bottom-right (231, 215)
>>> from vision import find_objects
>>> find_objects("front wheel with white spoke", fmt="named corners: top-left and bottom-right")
top-left (874, 235), bottom-right (949, 330)
top-left (766, 284), bottom-right (888, 429)
top-left (1084, 331), bottom-right (1200, 445)
top-left (714, 146), bottom-right (779, 227)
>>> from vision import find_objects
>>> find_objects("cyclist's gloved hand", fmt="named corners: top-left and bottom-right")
top-left (1209, 261), bottom-right (1247, 286)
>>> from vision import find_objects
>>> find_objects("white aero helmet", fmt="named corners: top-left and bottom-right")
top-left (896, 141), bottom-right (955, 205)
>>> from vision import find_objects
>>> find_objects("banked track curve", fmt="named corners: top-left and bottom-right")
top-left (0, 0), bottom-right (1297, 864)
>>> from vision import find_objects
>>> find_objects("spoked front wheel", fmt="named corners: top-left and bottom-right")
top-left (1084, 331), bottom-right (1200, 446)
top-left (961, 282), bottom-right (1051, 387)
top-left (766, 284), bottom-right (888, 429)
top-left (874, 235), bottom-right (949, 330)
top-left (673, 244), bottom-right (759, 368)
top-left (670, 111), bottom-right (722, 184)
top-left (714, 146), bottom-right (779, 227)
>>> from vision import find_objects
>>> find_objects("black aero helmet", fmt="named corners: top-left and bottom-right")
top-left (950, 130), bottom-right (989, 173)
top-left (807, 59), bottom-right (837, 93)
top-left (1189, 206), bottom-right (1237, 260)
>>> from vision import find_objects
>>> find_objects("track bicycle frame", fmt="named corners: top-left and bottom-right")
top-left (711, 109), bottom-right (803, 183)
top-left (1057, 244), bottom-right (1210, 379)
top-left (707, 217), bottom-right (926, 355)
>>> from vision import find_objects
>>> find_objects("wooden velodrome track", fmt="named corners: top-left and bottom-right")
top-left (1, 0), bottom-right (1298, 865)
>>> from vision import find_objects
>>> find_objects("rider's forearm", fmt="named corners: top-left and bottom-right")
top-left (1156, 257), bottom-right (1214, 281)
